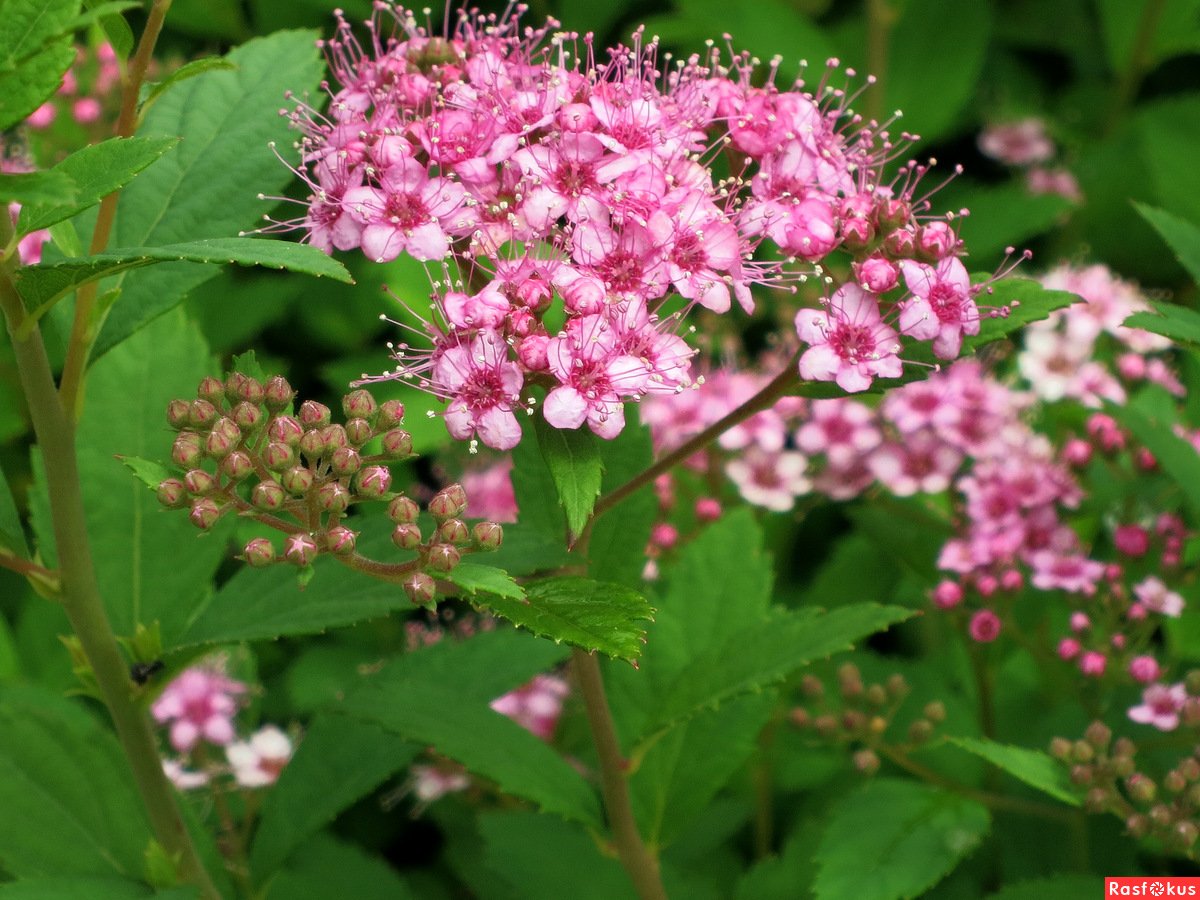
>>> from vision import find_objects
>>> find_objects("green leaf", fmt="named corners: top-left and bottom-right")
top-left (95, 29), bottom-right (325, 357)
top-left (445, 562), bottom-right (525, 601)
top-left (138, 58), bottom-right (240, 116)
top-left (263, 834), bottom-right (417, 900)
top-left (475, 576), bottom-right (654, 661)
top-left (642, 604), bottom-right (913, 741)
top-left (485, 423), bottom-right (572, 575)
top-left (1124, 301), bottom-right (1200, 349)
top-left (17, 137), bottom-right (179, 236)
top-left (17, 238), bottom-right (353, 321)
top-left (250, 716), bottom-right (419, 882)
top-left (814, 779), bottom-right (990, 900)
top-left (951, 182), bottom-right (1074, 264)
top-left (0, 616), bottom-right (19, 683)
top-left (533, 416), bottom-right (603, 542)
top-left (172, 528), bottom-right (413, 649)
top-left (339, 631), bottom-right (597, 827)
top-left (1137, 95), bottom-right (1200, 228)
top-left (1097, 0), bottom-right (1200, 75)
top-left (0, 687), bottom-right (152, 878)
top-left (966, 276), bottom-right (1080, 350)
top-left (83, 0), bottom-right (133, 58)
top-left (985, 875), bottom-right (1101, 900)
top-left (117, 456), bottom-right (170, 491)
top-left (0, 459), bottom-right (29, 559)
top-left (0, 879), bottom-right (195, 900)
top-left (1135, 202), bottom-right (1200, 285)
top-left (59, 309), bottom-right (227, 642)
top-left (0, 171), bottom-right (76, 207)
top-left (588, 411), bottom-right (656, 589)
top-left (946, 737), bottom-right (1080, 806)
top-left (0, 0), bottom-right (80, 70)
top-left (1109, 400), bottom-right (1200, 521)
top-left (0, 38), bottom-right (76, 131)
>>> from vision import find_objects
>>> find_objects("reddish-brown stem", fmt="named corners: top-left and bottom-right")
top-left (0, 554), bottom-right (58, 583)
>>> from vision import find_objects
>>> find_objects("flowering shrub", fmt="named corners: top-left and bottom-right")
top-left (3, 1), bottom-right (1200, 899)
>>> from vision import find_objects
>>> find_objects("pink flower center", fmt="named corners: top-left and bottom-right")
top-left (598, 250), bottom-right (645, 293)
top-left (553, 160), bottom-right (597, 197)
top-left (830, 323), bottom-right (876, 363)
top-left (929, 281), bottom-right (965, 322)
top-left (385, 192), bottom-right (429, 229)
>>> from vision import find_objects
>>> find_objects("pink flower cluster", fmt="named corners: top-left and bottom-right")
top-left (282, 4), bottom-right (992, 449)
top-left (977, 117), bottom-right (1081, 202)
top-left (25, 42), bottom-right (119, 131)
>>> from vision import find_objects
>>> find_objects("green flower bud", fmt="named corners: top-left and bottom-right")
top-left (345, 417), bottom-right (373, 446)
top-left (342, 389), bottom-right (377, 420)
top-left (381, 428), bottom-right (413, 458)
top-left (189, 399), bottom-right (218, 428)
top-left (243, 537), bottom-right (276, 568)
top-left (252, 480), bottom-right (287, 511)
top-left (166, 399), bottom-right (191, 429)
top-left (189, 498), bottom-right (222, 530)
top-left (377, 399), bottom-right (405, 429)
top-left (263, 440), bottom-right (295, 471)
top-left (356, 465), bottom-right (391, 498)
top-left (221, 450), bottom-right (254, 482)
top-left (330, 446), bottom-right (362, 477)
top-left (197, 376), bottom-right (225, 405)
top-left (472, 521), bottom-right (503, 551)
top-left (298, 400), bottom-right (331, 428)
top-left (267, 415), bottom-right (303, 447)
top-left (426, 543), bottom-right (461, 573)
top-left (403, 571), bottom-right (436, 606)
top-left (183, 468), bottom-right (217, 495)
top-left (317, 481), bottom-right (350, 514)
top-left (388, 495), bottom-right (420, 524)
top-left (264, 375), bottom-right (294, 412)
top-left (391, 523), bottom-right (423, 551)
top-left (281, 466), bottom-right (314, 495)
top-left (437, 518), bottom-right (470, 545)
top-left (156, 478), bottom-right (188, 509)
top-left (322, 526), bottom-right (357, 555)
top-left (172, 432), bottom-right (204, 468)
top-left (232, 401), bottom-right (263, 431)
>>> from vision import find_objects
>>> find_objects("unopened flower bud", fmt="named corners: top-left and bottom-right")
top-left (472, 521), bottom-right (503, 551)
top-left (883, 227), bottom-right (915, 257)
top-left (866, 684), bottom-right (888, 707)
top-left (838, 663), bottom-right (863, 697)
top-left (1149, 803), bottom-right (1173, 827)
top-left (801, 675), bottom-right (824, 698)
top-left (1185, 669), bottom-right (1200, 695)
top-left (1127, 773), bottom-right (1156, 804)
top-left (841, 710), bottom-right (866, 734)
top-left (854, 255), bottom-right (899, 293)
top-left (252, 480), bottom-right (287, 511)
top-left (1114, 524), bottom-right (1150, 557)
top-left (206, 418), bottom-right (241, 459)
top-left (909, 719), bottom-right (934, 743)
top-left (283, 533), bottom-right (318, 567)
top-left (281, 466), bottom-right (314, 495)
top-left (224, 372), bottom-right (249, 402)
top-left (264, 376), bottom-right (294, 412)
top-left (1180, 758), bottom-right (1200, 782)
top-left (1165, 770), bottom-right (1188, 794)
top-left (268, 415), bottom-right (303, 447)
top-left (437, 518), bottom-right (470, 545)
top-left (388, 495), bottom-right (420, 524)
top-left (157, 478), bottom-right (188, 509)
top-left (183, 469), bottom-right (216, 495)
top-left (330, 446), bottom-right (362, 476)
top-left (1184, 697), bottom-right (1200, 727)
top-left (789, 707), bottom-right (810, 728)
top-left (1086, 787), bottom-right (1110, 813)
top-left (190, 399), bottom-right (219, 428)
top-left (221, 450), bottom-right (254, 482)
top-left (886, 674), bottom-right (909, 699)
top-left (235, 376), bottom-right (264, 405)
top-left (391, 523), bottom-right (423, 551)
top-left (916, 221), bottom-right (958, 260)
top-left (342, 389), bottom-right (377, 420)
top-left (426, 543), bottom-right (461, 573)
top-left (853, 749), bottom-right (881, 775)
top-left (197, 376), bottom-right (225, 404)
top-left (922, 701), bottom-right (946, 724)
top-left (1062, 437), bottom-right (1092, 467)
top-left (1070, 764), bottom-right (1092, 785)
top-left (429, 485), bottom-right (467, 520)
top-left (1176, 821), bottom-right (1199, 849)
top-left (932, 580), bottom-right (963, 609)
top-left (1113, 737), bottom-right (1136, 759)
top-left (317, 482), bottom-right (350, 514)
top-left (189, 498), bottom-right (221, 530)
top-left (840, 216), bottom-right (873, 250)
top-left (1073, 740), bottom-right (1094, 764)
top-left (356, 465), bottom-right (391, 498)
top-left (298, 429), bottom-right (325, 460)
top-left (381, 428), bottom-right (413, 458)
top-left (322, 424), bottom-right (348, 453)
top-left (243, 538), bottom-right (275, 568)
top-left (1126, 814), bottom-right (1150, 838)
top-left (172, 432), bottom-right (204, 468)
top-left (694, 497), bottom-right (722, 522)
top-left (232, 401), bottom-right (262, 431)
top-left (403, 571), bottom-right (436, 606)
top-left (1084, 721), bottom-right (1112, 751)
top-left (345, 418), bottom-right (373, 446)
top-left (813, 714), bottom-right (837, 737)
top-left (1112, 755), bottom-right (1136, 778)
top-left (299, 400), bottom-right (331, 428)
top-left (377, 399), bottom-right (405, 429)
top-left (322, 526), bottom-right (357, 555)
top-left (167, 399), bottom-right (192, 429)
top-left (1049, 737), bottom-right (1073, 760)
top-left (262, 441), bottom-right (295, 471)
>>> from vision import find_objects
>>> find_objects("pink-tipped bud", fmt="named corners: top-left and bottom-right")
top-left (1070, 611), bottom-right (1090, 632)
top-left (206, 418), bottom-right (241, 459)
top-left (172, 433), bottom-right (204, 468)
top-left (157, 478), bottom-right (188, 509)
top-left (299, 400), bottom-right (331, 428)
top-left (264, 376), bottom-right (294, 412)
top-left (221, 451), bottom-right (254, 482)
top-left (932, 580), bottom-right (964, 609)
top-left (437, 518), bottom-right (470, 545)
top-left (281, 465), bottom-right (314, 495)
top-left (517, 334), bottom-right (550, 371)
top-left (1086, 413), bottom-right (1124, 453)
top-left (403, 571), bottom-right (437, 606)
top-left (1062, 437), bottom-right (1092, 468)
top-left (694, 497), bottom-right (722, 522)
top-left (840, 216), bottom-right (873, 250)
top-left (330, 446), bottom-right (362, 476)
top-left (968, 609), bottom-right (1001, 643)
top-left (235, 377), bottom-right (265, 405)
top-left (1127, 774), bottom-right (1157, 805)
top-left (853, 749), bottom-right (881, 775)
top-left (243, 538), bottom-right (276, 568)
top-left (1111, 633), bottom-right (1127, 650)
top-left (1079, 651), bottom-right (1106, 677)
top-left (651, 522), bottom-right (679, 550)
top-left (426, 543), bottom-right (461, 573)
top-left (298, 429), bottom-right (325, 461)
top-left (232, 401), bottom-right (262, 431)
top-left (853, 255), bottom-right (899, 293)
top-left (1114, 524), bottom-right (1149, 557)
top-left (317, 482), bottom-right (350, 514)
top-left (916, 221), bottom-right (959, 260)
top-left (882, 227), bottom-right (915, 258)
top-left (976, 573), bottom-right (999, 597)
top-left (873, 197), bottom-right (910, 231)
top-left (472, 521), bottom-right (503, 551)
top-left (224, 372), bottom-right (249, 402)
top-left (197, 376), bottom-right (225, 405)
top-left (267, 415), bottom-right (304, 447)
top-left (321, 425), bottom-right (348, 453)
top-left (262, 441), bottom-right (295, 471)
top-left (381, 429), bottom-right (414, 458)
top-left (377, 399), bottom-right (405, 429)
top-left (283, 533), bottom-right (318, 567)
top-left (252, 480), bottom-right (287, 511)
top-left (1000, 569), bottom-right (1023, 592)
top-left (342, 389), bottom-right (377, 420)
top-left (1057, 637), bottom-right (1081, 660)
top-left (356, 465), bottom-right (392, 498)
top-left (345, 418), bottom-right (373, 446)
top-left (167, 399), bottom-right (192, 429)
top-left (388, 495), bottom-right (421, 524)
top-left (429, 484), bottom-right (468, 520)
top-left (391, 523), bottom-right (423, 550)
top-left (322, 525), bottom-right (357, 555)
top-left (183, 469), bottom-right (217, 495)
top-left (189, 498), bottom-right (222, 530)
top-left (1129, 655), bottom-right (1161, 683)
top-left (1135, 447), bottom-right (1157, 471)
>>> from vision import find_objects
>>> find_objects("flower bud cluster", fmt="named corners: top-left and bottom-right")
top-left (789, 664), bottom-right (940, 775)
top-left (1051, 722), bottom-right (1200, 856)
top-left (155, 371), bottom-right (503, 607)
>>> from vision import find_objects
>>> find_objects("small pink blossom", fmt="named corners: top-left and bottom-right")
top-left (491, 675), bottom-right (569, 741)
top-left (226, 726), bottom-right (294, 788)
top-left (898, 258), bottom-right (980, 359)
top-left (1057, 638), bottom-right (1081, 661)
top-left (969, 609), bottom-right (1001, 643)
top-left (1128, 683), bottom-right (1188, 731)
top-left (1133, 576), bottom-right (1185, 617)
top-left (796, 285), bottom-right (902, 393)
top-left (1129, 656), bottom-right (1161, 684)
top-left (435, 331), bottom-right (524, 450)
top-left (1079, 651), bottom-right (1106, 677)
top-left (151, 666), bottom-right (247, 753)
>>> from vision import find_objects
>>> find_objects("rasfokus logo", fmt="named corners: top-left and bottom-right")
top-left (1106, 877), bottom-right (1200, 896)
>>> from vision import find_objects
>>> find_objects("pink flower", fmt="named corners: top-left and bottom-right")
top-left (544, 316), bottom-right (645, 439)
top-left (463, 459), bottom-right (518, 523)
top-left (1133, 576), bottom-right (1185, 617)
top-left (226, 726), bottom-right (294, 788)
top-left (869, 432), bottom-right (963, 496)
top-left (1129, 656), bottom-right (1161, 684)
top-left (932, 580), bottom-right (964, 610)
top-left (343, 158), bottom-right (468, 261)
top-left (1079, 651), bottom-right (1106, 677)
top-left (491, 675), bottom-right (569, 741)
top-left (978, 119), bottom-right (1055, 166)
top-left (898, 258), bottom-right (980, 359)
top-left (796, 285), bottom-right (903, 393)
top-left (1057, 638), bottom-right (1081, 661)
top-left (151, 666), bottom-right (247, 753)
top-left (1129, 683), bottom-right (1188, 731)
top-left (795, 399), bottom-right (881, 468)
top-left (726, 449), bottom-right (810, 512)
top-left (969, 609), bottom-right (1001, 643)
top-left (435, 331), bottom-right (524, 451)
